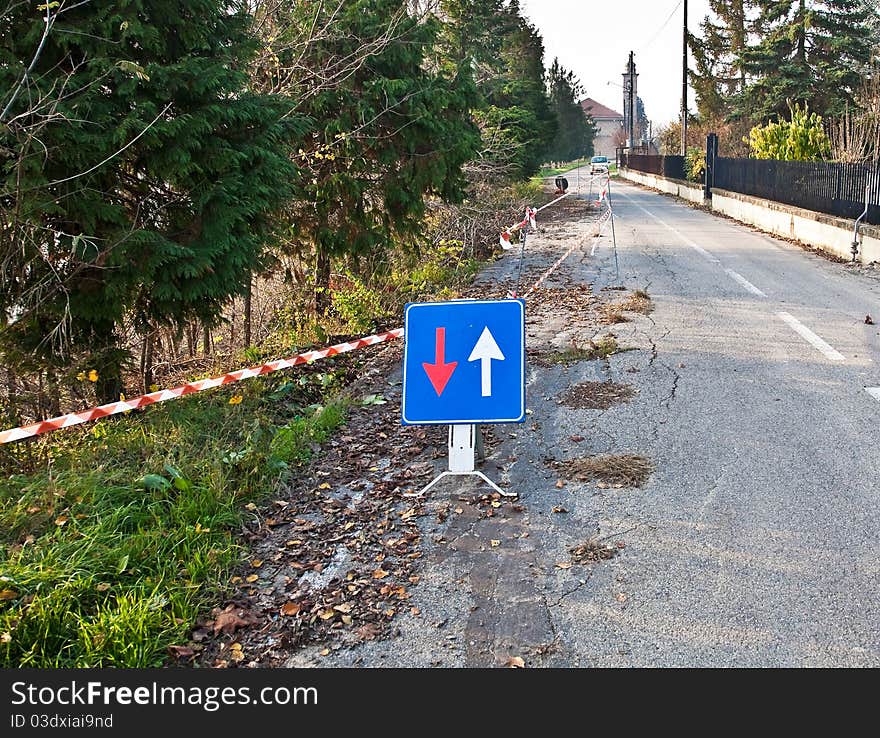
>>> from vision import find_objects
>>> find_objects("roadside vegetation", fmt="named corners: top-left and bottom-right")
top-left (661, 1), bottom-right (879, 166)
top-left (0, 1), bottom-right (599, 666)
top-left (0, 242), bottom-right (487, 667)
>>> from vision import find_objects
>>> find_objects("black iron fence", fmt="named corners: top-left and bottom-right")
top-left (620, 153), bottom-right (686, 182)
top-left (714, 158), bottom-right (880, 225)
top-left (622, 150), bottom-right (880, 226)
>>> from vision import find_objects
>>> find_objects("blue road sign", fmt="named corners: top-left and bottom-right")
top-left (402, 299), bottom-right (525, 425)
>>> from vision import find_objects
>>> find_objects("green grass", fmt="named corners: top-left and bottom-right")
top-left (534, 159), bottom-right (586, 181)
top-left (0, 374), bottom-right (348, 667)
top-left (542, 336), bottom-right (626, 365)
top-left (0, 229), bottom-right (491, 668)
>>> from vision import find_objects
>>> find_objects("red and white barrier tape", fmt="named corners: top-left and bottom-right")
top-left (523, 200), bottom-right (615, 296)
top-left (2, 178), bottom-right (603, 446)
top-left (499, 172), bottom-right (611, 249)
top-left (0, 328), bottom-right (405, 445)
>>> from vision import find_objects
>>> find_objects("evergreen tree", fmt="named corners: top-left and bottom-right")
top-left (740, 0), bottom-right (876, 121)
top-left (1, 1), bottom-right (300, 400)
top-left (274, 0), bottom-right (481, 313)
top-left (440, 0), bottom-right (556, 179)
top-left (689, 0), bottom-right (754, 121)
top-left (547, 59), bottom-right (595, 162)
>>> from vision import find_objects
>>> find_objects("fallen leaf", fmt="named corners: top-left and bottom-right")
top-left (372, 568), bottom-right (389, 580)
top-left (280, 602), bottom-right (301, 616)
top-left (490, 540), bottom-right (501, 547)
top-left (0, 633), bottom-right (10, 644)
top-left (245, 574), bottom-right (259, 583)
top-left (555, 480), bottom-right (565, 489)
top-left (569, 435), bottom-right (585, 443)
top-left (250, 559), bottom-right (263, 568)
top-left (167, 645), bottom-right (195, 659)
top-left (333, 602), bottom-right (353, 614)
top-left (95, 583), bottom-right (111, 592)
top-left (491, 500), bottom-right (502, 508)
top-left (54, 516), bottom-right (68, 526)
top-left (230, 649), bottom-right (245, 663)
top-left (551, 506), bottom-right (568, 514)
top-left (555, 562), bottom-right (572, 570)
top-left (318, 482), bottom-right (331, 490)
top-left (318, 609), bottom-right (336, 620)
top-left (356, 623), bottom-right (380, 640)
top-left (213, 607), bottom-right (254, 635)
top-left (411, 607), bottom-right (421, 616)
top-left (506, 656), bottom-right (526, 668)
top-left (320, 648), bottom-right (330, 656)
top-left (341, 615), bottom-right (353, 625)
top-left (0, 589), bottom-right (18, 601)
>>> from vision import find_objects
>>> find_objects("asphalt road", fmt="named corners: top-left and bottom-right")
top-left (293, 170), bottom-right (880, 667)
top-left (548, 172), bottom-right (880, 666)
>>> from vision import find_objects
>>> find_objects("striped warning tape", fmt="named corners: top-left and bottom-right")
top-left (0, 328), bottom-right (405, 445)
top-left (2, 180), bottom-right (602, 446)
top-left (524, 200), bottom-right (615, 296)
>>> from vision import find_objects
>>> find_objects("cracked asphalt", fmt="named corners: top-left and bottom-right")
top-left (289, 171), bottom-right (880, 667)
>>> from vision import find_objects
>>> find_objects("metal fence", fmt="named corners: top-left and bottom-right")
top-left (713, 158), bottom-right (880, 225)
top-left (621, 153), bottom-right (686, 182)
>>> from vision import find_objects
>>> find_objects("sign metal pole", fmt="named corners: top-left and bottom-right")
top-left (407, 424), bottom-right (514, 498)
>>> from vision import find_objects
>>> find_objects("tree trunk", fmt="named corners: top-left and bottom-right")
top-left (142, 328), bottom-right (156, 393)
top-left (314, 245), bottom-right (332, 316)
top-left (244, 278), bottom-right (252, 347)
top-left (203, 324), bottom-right (211, 356)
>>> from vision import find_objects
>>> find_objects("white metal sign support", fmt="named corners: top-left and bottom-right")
top-left (405, 424), bottom-right (515, 498)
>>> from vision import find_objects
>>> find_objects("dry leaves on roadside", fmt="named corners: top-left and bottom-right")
top-left (212, 606), bottom-right (258, 636)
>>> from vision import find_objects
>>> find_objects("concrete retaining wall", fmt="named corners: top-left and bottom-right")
top-left (619, 168), bottom-right (707, 206)
top-left (619, 167), bottom-right (880, 265)
top-left (711, 189), bottom-right (880, 265)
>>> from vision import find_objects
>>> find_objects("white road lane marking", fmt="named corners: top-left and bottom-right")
top-left (614, 190), bottom-right (720, 263)
top-left (724, 269), bottom-right (767, 297)
top-left (777, 312), bottom-right (845, 362)
top-left (866, 388), bottom-right (880, 402)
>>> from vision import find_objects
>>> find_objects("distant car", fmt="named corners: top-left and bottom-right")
top-left (590, 155), bottom-right (609, 174)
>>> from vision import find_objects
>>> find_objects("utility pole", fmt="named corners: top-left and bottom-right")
top-left (681, 0), bottom-right (688, 155)
top-left (623, 51), bottom-right (636, 151)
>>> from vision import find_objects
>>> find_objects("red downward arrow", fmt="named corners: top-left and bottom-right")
top-left (422, 327), bottom-right (457, 397)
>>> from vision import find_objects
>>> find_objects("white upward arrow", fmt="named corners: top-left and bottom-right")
top-left (468, 327), bottom-right (505, 397)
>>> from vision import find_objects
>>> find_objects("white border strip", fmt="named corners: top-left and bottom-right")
top-left (724, 269), bottom-right (767, 297)
top-left (777, 312), bottom-right (845, 362)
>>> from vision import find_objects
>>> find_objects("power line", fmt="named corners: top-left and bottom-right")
top-left (638, 0), bottom-right (684, 52)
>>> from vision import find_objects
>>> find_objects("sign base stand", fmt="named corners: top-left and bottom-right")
top-left (405, 424), bottom-right (516, 498)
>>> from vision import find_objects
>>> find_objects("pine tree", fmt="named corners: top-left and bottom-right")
top-left (440, 0), bottom-right (556, 179)
top-left (548, 59), bottom-right (596, 162)
top-left (273, 0), bottom-right (481, 313)
top-left (689, 0), bottom-right (754, 121)
top-left (1, 1), bottom-right (300, 400)
top-left (741, 0), bottom-right (876, 121)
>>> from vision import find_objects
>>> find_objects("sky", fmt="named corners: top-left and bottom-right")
top-left (520, 0), bottom-right (712, 127)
